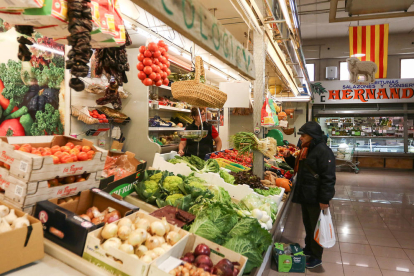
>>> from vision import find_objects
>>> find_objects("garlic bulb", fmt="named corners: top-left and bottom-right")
top-left (0, 218), bottom-right (12, 233)
top-left (118, 217), bottom-right (132, 228)
top-left (101, 223), bottom-right (118, 240)
top-left (0, 205), bottom-right (9, 218)
top-left (135, 245), bottom-right (148, 257)
top-left (4, 209), bottom-right (17, 224)
top-left (150, 221), bottom-right (165, 236)
top-left (12, 214), bottom-right (30, 229)
top-left (119, 244), bottom-right (134, 254)
top-left (118, 225), bottom-right (132, 240)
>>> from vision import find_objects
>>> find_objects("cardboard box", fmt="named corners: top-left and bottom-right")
top-left (2, 167), bottom-right (100, 210)
top-left (110, 141), bottom-right (124, 151)
top-left (83, 210), bottom-right (190, 276)
top-left (0, 200), bottom-right (44, 274)
top-left (273, 243), bottom-right (306, 273)
top-left (0, 135), bottom-right (107, 182)
top-left (148, 234), bottom-right (248, 276)
top-left (33, 188), bottom-right (139, 256)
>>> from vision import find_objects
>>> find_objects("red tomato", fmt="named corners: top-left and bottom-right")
top-left (143, 78), bottom-right (153, 86)
top-left (76, 178), bottom-right (86, 182)
top-left (42, 150), bottom-right (52, 156)
top-left (163, 53), bottom-right (170, 60)
top-left (77, 152), bottom-right (88, 161)
top-left (51, 145), bottom-right (61, 154)
top-left (151, 64), bottom-right (158, 73)
top-left (153, 58), bottom-right (160, 65)
top-left (159, 47), bottom-right (166, 56)
top-left (143, 66), bottom-right (152, 75)
top-left (31, 149), bottom-right (40, 155)
top-left (159, 56), bottom-right (166, 64)
top-left (54, 151), bottom-right (63, 158)
top-left (70, 154), bottom-right (78, 162)
top-left (66, 142), bottom-right (75, 149)
top-left (48, 178), bottom-right (59, 187)
top-left (60, 146), bottom-right (71, 152)
top-left (161, 72), bottom-right (167, 79)
top-left (51, 155), bottom-right (60, 164)
top-left (155, 80), bottom-right (162, 86)
top-left (138, 45), bottom-right (146, 54)
top-left (137, 53), bottom-right (144, 62)
top-left (137, 62), bottom-right (144, 71)
top-left (0, 119), bottom-right (25, 136)
top-left (148, 42), bottom-right (158, 52)
top-left (70, 148), bottom-right (80, 155)
top-left (138, 71), bottom-right (146, 80)
top-left (60, 155), bottom-right (73, 163)
top-left (158, 40), bottom-right (166, 47)
top-left (163, 45), bottom-right (169, 52)
top-left (82, 146), bottom-right (91, 153)
top-left (19, 147), bottom-right (30, 153)
top-left (74, 145), bottom-right (82, 151)
top-left (149, 72), bottom-right (157, 80)
top-left (143, 58), bottom-right (152, 66)
top-left (152, 50), bottom-right (161, 58)
top-left (166, 68), bottom-right (171, 76)
top-left (163, 78), bottom-right (169, 86)
top-left (22, 144), bottom-right (32, 151)
top-left (154, 73), bottom-right (161, 82)
top-left (12, 144), bottom-right (20, 150)
top-left (144, 50), bottom-right (152, 58)
top-left (64, 176), bottom-right (75, 184)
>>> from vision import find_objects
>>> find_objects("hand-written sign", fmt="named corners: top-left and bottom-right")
top-left (131, 0), bottom-right (256, 79)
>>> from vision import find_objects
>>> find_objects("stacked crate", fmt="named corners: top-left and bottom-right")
top-left (0, 136), bottom-right (108, 214)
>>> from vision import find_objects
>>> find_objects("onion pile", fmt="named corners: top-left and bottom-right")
top-left (171, 244), bottom-right (240, 276)
top-left (0, 205), bottom-right (30, 233)
top-left (82, 206), bottom-right (121, 225)
top-left (100, 216), bottom-right (181, 264)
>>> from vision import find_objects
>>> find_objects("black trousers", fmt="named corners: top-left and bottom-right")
top-left (301, 203), bottom-right (324, 260)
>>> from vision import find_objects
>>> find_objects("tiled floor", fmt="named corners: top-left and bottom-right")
top-left (269, 169), bottom-right (414, 276)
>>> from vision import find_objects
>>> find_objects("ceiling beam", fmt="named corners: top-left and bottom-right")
top-left (330, 0), bottom-right (414, 22)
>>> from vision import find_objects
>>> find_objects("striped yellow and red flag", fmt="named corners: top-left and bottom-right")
top-left (349, 24), bottom-right (389, 79)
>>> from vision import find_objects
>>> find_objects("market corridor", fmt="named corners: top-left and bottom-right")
top-left (271, 170), bottom-right (414, 276)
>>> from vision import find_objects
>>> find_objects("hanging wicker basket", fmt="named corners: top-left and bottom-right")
top-left (285, 108), bottom-right (295, 115)
top-left (282, 127), bottom-right (295, 135)
top-left (171, 56), bottom-right (227, 108)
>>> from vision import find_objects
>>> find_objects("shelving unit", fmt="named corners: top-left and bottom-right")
top-left (152, 105), bottom-right (191, 113)
top-left (148, 127), bottom-right (185, 131)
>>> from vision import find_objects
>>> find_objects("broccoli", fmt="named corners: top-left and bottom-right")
top-left (144, 180), bottom-right (159, 194)
top-left (0, 60), bottom-right (29, 117)
top-left (201, 159), bottom-right (220, 173)
top-left (163, 175), bottom-right (183, 194)
top-left (30, 103), bottom-right (63, 135)
top-left (166, 194), bottom-right (184, 205)
top-left (149, 172), bottom-right (163, 183)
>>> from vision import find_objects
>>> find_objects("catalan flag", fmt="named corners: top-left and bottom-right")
top-left (349, 24), bottom-right (389, 79)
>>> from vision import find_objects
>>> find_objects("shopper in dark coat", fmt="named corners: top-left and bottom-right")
top-left (284, 121), bottom-right (336, 269)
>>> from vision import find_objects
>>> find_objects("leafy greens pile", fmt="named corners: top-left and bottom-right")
top-left (186, 187), bottom-right (273, 273)
top-left (168, 155), bottom-right (220, 173)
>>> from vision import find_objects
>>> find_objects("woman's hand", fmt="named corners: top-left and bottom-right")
top-left (283, 150), bottom-right (291, 158)
top-left (319, 203), bottom-right (329, 210)
top-left (178, 149), bottom-right (184, 156)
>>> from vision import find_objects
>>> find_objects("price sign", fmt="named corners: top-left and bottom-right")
top-left (327, 123), bottom-right (330, 126)
top-left (379, 130), bottom-right (383, 133)
top-left (383, 130), bottom-right (387, 133)
top-left (332, 131), bottom-right (335, 135)
top-left (361, 132), bottom-right (365, 136)
top-left (352, 131), bottom-right (355, 135)
top-left (279, 120), bottom-right (288, 128)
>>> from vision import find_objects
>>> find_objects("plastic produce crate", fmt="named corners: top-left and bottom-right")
top-left (215, 158), bottom-right (250, 172)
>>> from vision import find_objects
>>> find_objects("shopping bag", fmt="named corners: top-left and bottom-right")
top-left (314, 208), bottom-right (336, 248)
top-left (268, 98), bottom-right (279, 126)
top-left (261, 98), bottom-right (276, 127)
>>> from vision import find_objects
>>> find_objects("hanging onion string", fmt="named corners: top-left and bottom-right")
top-left (231, 132), bottom-right (277, 159)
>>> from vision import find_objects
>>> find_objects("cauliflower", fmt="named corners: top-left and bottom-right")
top-left (188, 181), bottom-right (207, 191)
top-left (166, 194), bottom-right (184, 205)
top-left (149, 172), bottom-right (163, 183)
top-left (144, 180), bottom-right (159, 194)
top-left (163, 176), bottom-right (183, 194)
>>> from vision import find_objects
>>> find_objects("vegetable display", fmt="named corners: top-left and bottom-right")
top-left (210, 149), bottom-right (252, 168)
top-left (137, 41), bottom-right (171, 87)
top-left (0, 205), bottom-right (30, 233)
top-left (48, 173), bottom-right (89, 188)
top-left (254, 187), bottom-right (282, 196)
top-left (80, 206), bottom-right (121, 225)
top-left (229, 171), bottom-right (267, 190)
top-left (168, 156), bottom-right (220, 174)
top-left (231, 132), bottom-right (277, 159)
top-left (99, 216), bottom-right (181, 264)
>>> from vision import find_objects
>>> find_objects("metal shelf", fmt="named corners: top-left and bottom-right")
top-left (156, 105), bottom-right (191, 113)
top-left (149, 127), bottom-right (185, 131)
top-left (329, 136), bottom-right (403, 139)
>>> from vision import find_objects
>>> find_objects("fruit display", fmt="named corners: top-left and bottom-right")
top-left (80, 206), bottom-right (122, 225)
top-left (47, 174), bottom-right (89, 188)
top-left (11, 142), bottom-right (95, 166)
top-left (88, 109), bottom-right (109, 123)
top-left (277, 145), bottom-right (299, 157)
top-left (209, 149), bottom-right (252, 168)
top-left (0, 205), bottom-right (30, 233)
top-left (99, 216), bottom-right (182, 263)
top-left (172, 243), bottom-right (241, 276)
top-left (137, 40), bottom-right (171, 87)
top-left (149, 115), bottom-right (177, 127)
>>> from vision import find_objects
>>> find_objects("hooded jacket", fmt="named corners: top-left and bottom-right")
top-left (285, 122), bottom-right (336, 205)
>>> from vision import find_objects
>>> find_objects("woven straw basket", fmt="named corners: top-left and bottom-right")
top-left (282, 127), bottom-right (295, 135)
top-left (171, 56), bottom-right (227, 108)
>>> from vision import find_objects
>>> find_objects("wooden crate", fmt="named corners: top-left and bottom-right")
top-left (0, 136), bottom-right (107, 182)
top-left (1, 167), bottom-right (100, 210)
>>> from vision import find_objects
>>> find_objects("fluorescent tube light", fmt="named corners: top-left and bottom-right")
top-left (278, 0), bottom-right (293, 30)
top-left (352, 53), bottom-right (366, 57)
top-left (210, 68), bottom-right (229, 79)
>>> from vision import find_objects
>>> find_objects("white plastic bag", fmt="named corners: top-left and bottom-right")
top-left (314, 208), bottom-right (336, 248)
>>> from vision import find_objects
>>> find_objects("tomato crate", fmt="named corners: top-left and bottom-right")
top-left (0, 136), bottom-right (107, 182)
top-left (0, 166), bottom-right (100, 212)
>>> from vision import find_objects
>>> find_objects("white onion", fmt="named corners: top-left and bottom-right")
top-left (153, 247), bottom-right (166, 257)
top-left (266, 220), bottom-right (273, 230)
top-left (145, 236), bottom-right (160, 250)
top-left (4, 209), bottom-right (17, 224)
top-left (0, 205), bottom-right (9, 218)
top-left (102, 238), bottom-right (121, 251)
top-left (118, 217), bottom-right (133, 228)
top-left (166, 231), bottom-right (181, 246)
top-left (161, 244), bottom-right (172, 251)
top-left (128, 229), bottom-right (146, 246)
top-left (150, 221), bottom-right (166, 236)
top-left (130, 254), bottom-right (139, 260)
top-left (252, 209), bottom-right (263, 220)
top-left (156, 235), bottom-right (165, 245)
top-left (101, 224), bottom-right (118, 240)
top-left (135, 245), bottom-right (148, 257)
top-left (118, 225), bottom-right (132, 240)
top-left (161, 217), bottom-right (170, 233)
top-left (144, 250), bottom-right (157, 259)
top-left (119, 244), bottom-right (134, 254)
top-left (260, 214), bottom-right (270, 223)
top-left (136, 219), bottom-right (150, 231)
top-left (141, 255), bottom-right (152, 264)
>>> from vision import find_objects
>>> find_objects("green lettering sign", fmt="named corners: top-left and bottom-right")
top-left (110, 183), bottom-right (134, 198)
top-left (212, 23), bottom-right (220, 50)
top-left (182, 0), bottom-right (195, 29)
top-left (162, 0), bottom-right (173, 15)
top-left (199, 7), bottom-right (208, 40)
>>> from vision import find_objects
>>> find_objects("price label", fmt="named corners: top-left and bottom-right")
top-left (379, 130), bottom-right (383, 133)
top-left (279, 120), bottom-right (288, 128)
top-left (352, 131), bottom-right (355, 135)
top-left (383, 130), bottom-right (387, 133)
top-left (361, 132), bottom-right (365, 136)
top-left (327, 123), bottom-right (330, 126)
top-left (332, 131), bottom-right (335, 135)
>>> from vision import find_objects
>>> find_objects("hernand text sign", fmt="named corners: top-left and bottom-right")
top-left (313, 79), bottom-right (414, 104)
top-left (131, 0), bottom-right (255, 79)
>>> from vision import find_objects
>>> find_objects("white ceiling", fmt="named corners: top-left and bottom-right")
top-left (298, 0), bottom-right (414, 40)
